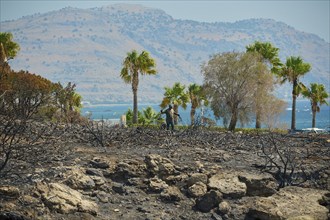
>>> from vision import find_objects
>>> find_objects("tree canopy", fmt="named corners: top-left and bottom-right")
top-left (0, 32), bottom-right (20, 61)
top-left (120, 50), bottom-right (157, 124)
top-left (202, 52), bottom-right (260, 130)
top-left (302, 83), bottom-right (329, 128)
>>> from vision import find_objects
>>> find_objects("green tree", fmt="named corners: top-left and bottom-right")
top-left (278, 56), bottom-right (311, 130)
top-left (141, 106), bottom-right (162, 126)
top-left (160, 82), bottom-right (189, 125)
top-left (120, 50), bottom-right (157, 124)
top-left (0, 43), bottom-right (6, 65)
top-left (302, 83), bottom-right (329, 128)
top-left (188, 83), bottom-right (208, 126)
top-left (203, 52), bottom-right (262, 131)
top-left (53, 82), bottom-right (82, 122)
top-left (246, 41), bottom-right (282, 128)
top-left (0, 32), bottom-right (20, 61)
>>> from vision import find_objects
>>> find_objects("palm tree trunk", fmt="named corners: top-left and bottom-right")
top-left (173, 104), bottom-right (179, 125)
top-left (132, 89), bottom-right (138, 124)
top-left (312, 110), bottom-right (316, 128)
top-left (291, 83), bottom-right (297, 130)
top-left (190, 106), bottom-right (196, 126)
top-left (132, 73), bottom-right (139, 124)
top-left (311, 103), bottom-right (317, 128)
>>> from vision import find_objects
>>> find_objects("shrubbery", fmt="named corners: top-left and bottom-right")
top-left (0, 64), bottom-right (82, 122)
top-left (125, 106), bottom-right (164, 127)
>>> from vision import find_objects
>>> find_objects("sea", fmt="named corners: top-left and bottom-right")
top-left (82, 100), bottom-right (330, 130)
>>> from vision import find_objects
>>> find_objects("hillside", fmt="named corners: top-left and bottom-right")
top-left (1, 3), bottom-right (329, 104)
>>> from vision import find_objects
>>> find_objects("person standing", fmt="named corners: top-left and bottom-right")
top-left (161, 105), bottom-right (180, 130)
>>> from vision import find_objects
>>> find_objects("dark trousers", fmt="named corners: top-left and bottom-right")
top-left (166, 121), bottom-right (174, 130)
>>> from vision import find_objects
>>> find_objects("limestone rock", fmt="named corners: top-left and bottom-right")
top-left (109, 160), bottom-right (146, 183)
top-left (64, 168), bottom-right (95, 190)
top-left (196, 190), bottom-right (223, 213)
top-left (208, 173), bottom-right (246, 198)
top-left (186, 173), bottom-right (208, 187)
top-left (238, 172), bottom-right (277, 197)
top-left (247, 186), bottom-right (329, 220)
top-left (160, 186), bottom-right (184, 202)
top-left (287, 216), bottom-right (317, 220)
top-left (0, 185), bottom-right (20, 199)
top-left (36, 182), bottom-right (97, 215)
top-left (187, 182), bottom-right (207, 198)
top-left (148, 177), bottom-right (169, 193)
top-left (145, 154), bottom-right (179, 178)
top-left (164, 173), bottom-right (189, 187)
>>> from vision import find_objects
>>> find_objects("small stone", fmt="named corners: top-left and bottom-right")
top-left (218, 201), bottom-right (231, 214)
top-left (188, 182), bottom-right (207, 198)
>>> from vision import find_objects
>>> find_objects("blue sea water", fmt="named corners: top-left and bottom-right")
top-left (82, 100), bottom-right (330, 130)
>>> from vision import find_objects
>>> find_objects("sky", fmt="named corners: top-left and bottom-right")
top-left (0, 0), bottom-right (329, 42)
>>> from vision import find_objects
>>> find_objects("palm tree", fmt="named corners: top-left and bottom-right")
top-left (120, 50), bottom-right (157, 124)
top-left (302, 83), bottom-right (329, 128)
top-left (0, 32), bottom-right (20, 61)
top-left (188, 83), bottom-right (208, 126)
top-left (278, 56), bottom-right (311, 130)
top-left (246, 41), bottom-right (282, 128)
top-left (160, 82), bottom-right (189, 125)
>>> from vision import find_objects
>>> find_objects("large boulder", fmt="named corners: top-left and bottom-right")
top-left (247, 186), bottom-right (329, 220)
top-left (145, 154), bottom-right (180, 178)
top-left (36, 182), bottom-right (97, 215)
top-left (208, 172), bottom-right (246, 198)
top-left (238, 172), bottom-right (277, 196)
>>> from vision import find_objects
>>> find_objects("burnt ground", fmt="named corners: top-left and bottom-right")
top-left (0, 123), bottom-right (329, 220)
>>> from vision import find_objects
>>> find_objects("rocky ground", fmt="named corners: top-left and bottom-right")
top-left (0, 122), bottom-right (330, 220)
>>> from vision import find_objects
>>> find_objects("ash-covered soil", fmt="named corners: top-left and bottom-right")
top-left (1, 124), bottom-right (329, 220)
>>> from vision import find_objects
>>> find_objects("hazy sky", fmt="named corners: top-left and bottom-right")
top-left (1, 0), bottom-right (329, 42)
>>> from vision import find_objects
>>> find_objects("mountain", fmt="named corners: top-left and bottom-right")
top-left (1, 4), bottom-right (329, 104)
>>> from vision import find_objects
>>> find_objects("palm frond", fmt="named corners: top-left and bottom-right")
top-left (120, 68), bottom-right (131, 84)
